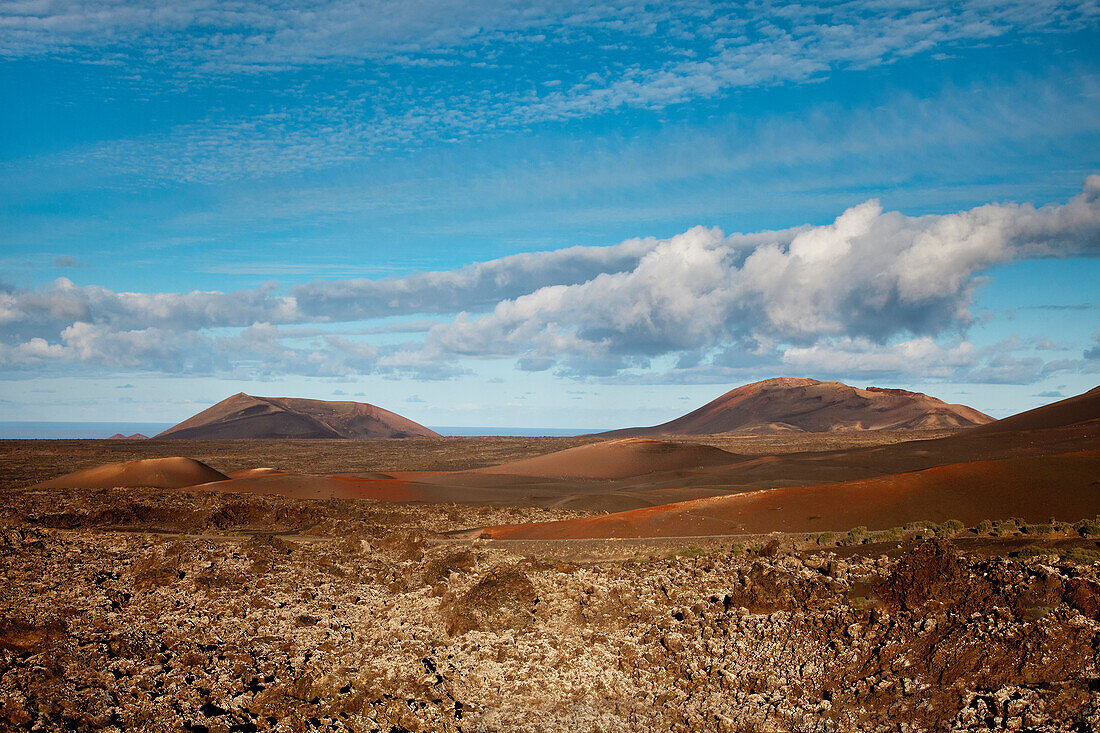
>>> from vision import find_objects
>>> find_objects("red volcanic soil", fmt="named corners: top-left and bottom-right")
top-left (477, 452), bottom-right (1100, 539)
top-left (31, 457), bottom-right (228, 490)
top-left (188, 474), bottom-right (433, 502)
top-left (603, 377), bottom-right (992, 436)
top-left (157, 393), bottom-right (440, 439)
top-left (189, 470), bottom-right (726, 509)
top-left (469, 438), bottom-right (739, 479)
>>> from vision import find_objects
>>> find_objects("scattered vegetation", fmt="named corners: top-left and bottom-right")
top-left (1014, 545), bottom-right (1058, 559)
top-left (873, 526), bottom-right (905, 542)
top-left (1075, 518), bottom-right (1100, 538)
top-left (937, 519), bottom-right (965, 536)
top-left (809, 517), bottom-right (1098, 550)
top-left (1064, 547), bottom-right (1100, 564)
top-left (841, 526), bottom-right (869, 545)
top-left (1011, 545), bottom-right (1100, 564)
top-left (667, 545), bottom-right (705, 560)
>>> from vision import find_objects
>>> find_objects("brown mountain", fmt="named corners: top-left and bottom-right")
top-left (474, 386), bottom-right (1100, 539)
top-left (156, 393), bottom-right (440, 439)
top-left (602, 377), bottom-right (992, 436)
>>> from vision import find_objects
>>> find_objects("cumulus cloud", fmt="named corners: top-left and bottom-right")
top-left (782, 338), bottom-right (979, 379)
top-left (780, 337), bottom-right (1080, 385)
top-left (1, 178), bottom-right (1098, 381)
top-left (415, 176), bottom-right (1100, 370)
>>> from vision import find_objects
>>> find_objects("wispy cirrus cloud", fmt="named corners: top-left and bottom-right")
top-left (7, 1), bottom-right (1100, 186)
top-left (1, 177), bottom-right (1097, 383)
top-left (6, 1), bottom-right (1094, 76)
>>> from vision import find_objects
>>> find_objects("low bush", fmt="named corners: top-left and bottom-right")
top-left (842, 526), bottom-right (869, 546)
top-left (1074, 518), bottom-right (1100, 538)
top-left (936, 519), bottom-right (964, 537)
top-left (1013, 545), bottom-right (1055, 559)
top-left (1063, 547), bottom-right (1100, 564)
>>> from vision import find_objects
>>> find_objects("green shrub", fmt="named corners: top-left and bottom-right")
top-left (842, 526), bottom-right (869, 545)
top-left (1064, 547), bottom-right (1100, 564)
top-left (1028, 523), bottom-right (1056, 536)
top-left (1013, 545), bottom-right (1054, 559)
top-left (976, 520), bottom-right (993, 534)
top-left (874, 526), bottom-right (905, 542)
top-left (1074, 519), bottom-right (1100, 538)
top-left (937, 519), bottom-right (964, 536)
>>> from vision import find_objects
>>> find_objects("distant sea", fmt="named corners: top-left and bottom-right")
top-left (0, 422), bottom-right (175, 439)
top-left (0, 422), bottom-right (605, 439)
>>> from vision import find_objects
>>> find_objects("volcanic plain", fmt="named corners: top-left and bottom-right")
top-left (2, 387), bottom-right (1100, 731)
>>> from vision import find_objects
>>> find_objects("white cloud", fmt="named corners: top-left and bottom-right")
top-left (1, 178), bottom-right (1098, 381)
top-left (9, 0), bottom-right (1089, 70)
top-left (292, 236), bottom-right (659, 321)
top-left (0, 277), bottom-right (298, 339)
top-left (7, 1), bottom-right (1099, 184)
top-left (782, 337), bottom-right (979, 379)
top-left (413, 176), bottom-right (1100, 370)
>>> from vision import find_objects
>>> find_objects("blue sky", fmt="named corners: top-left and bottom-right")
top-left (1, 0), bottom-right (1098, 428)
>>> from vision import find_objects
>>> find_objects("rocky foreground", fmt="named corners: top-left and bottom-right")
top-left (1, 489), bottom-right (1099, 732)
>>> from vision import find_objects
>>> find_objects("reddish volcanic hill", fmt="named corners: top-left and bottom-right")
top-left (969, 385), bottom-right (1100, 435)
top-left (32, 457), bottom-right (228, 490)
top-left (469, 438), bottom-right (739, 479)
top-left (476, 451), bottom-right (1100, 539)
top-left (156, 393), bottom-right (440, 439)
top-left (602, 378), bottom-right (992, 436)
top-left (107, 433), bottom-right (149, 440)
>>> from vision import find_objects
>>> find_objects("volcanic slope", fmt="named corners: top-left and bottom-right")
top-left (604, 386), bottom-right (1100, 495)
top-left (181, 388), bottom-right (1099, 513)
top-left (475, 452), bottom-right (1100, 539)
top-left (475, 387), bottom-right (1100, 539)
top-left (31, 457), bottom-right (228, 490)
top-left (23, 437), bottom-right (739, 511)
top-left (187, 440), bottom-right (743, 511)
top-left (602, 377), bottom-right (992, 436)
top-left (469, 438), bottom-right (739, 479)
top-left (156, 393), bottom-right (440, 439)
top-left (968, 384), bottom-right (1100, 435)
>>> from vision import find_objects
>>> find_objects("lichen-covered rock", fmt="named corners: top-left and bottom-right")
top-left (1, 488), bottom-right (1097, 732)
top-left (879, 537), bottom-right (968, 611)
top-left (440, 564), bottom-right (539, 635)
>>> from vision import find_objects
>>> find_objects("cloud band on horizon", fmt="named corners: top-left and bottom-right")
top-left (2, 176), bottom-right (1099, 383)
